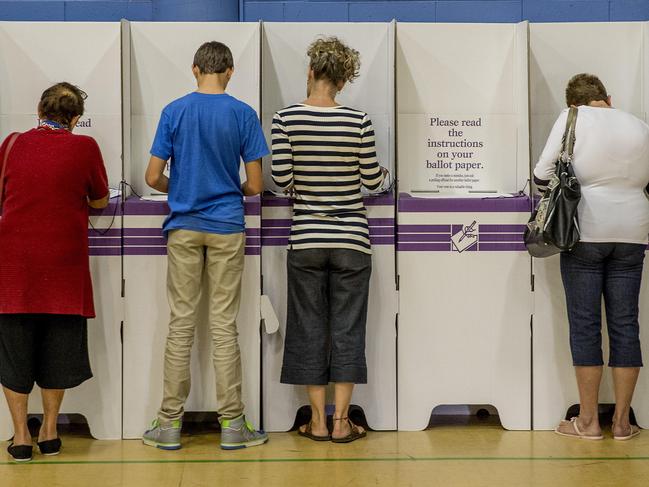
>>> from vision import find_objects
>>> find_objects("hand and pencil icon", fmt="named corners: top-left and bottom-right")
top-left (452, 220), bottom-right (478, 252)
top-left (458, 221), bottom-right (477, 242)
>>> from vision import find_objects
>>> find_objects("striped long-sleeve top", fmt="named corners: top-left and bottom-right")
top-left (271, 104), bottom-right (384, 254)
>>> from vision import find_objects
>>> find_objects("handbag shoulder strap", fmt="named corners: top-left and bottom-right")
top-left (0, 132), bottom-right (20, 213)
top-left (562, 107), bottom-right (578, 160)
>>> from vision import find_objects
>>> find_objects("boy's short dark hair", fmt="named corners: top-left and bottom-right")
top-left (193, 41), bottom-right (234, 74)
top-left (565, 74), bottom-right (608, 107)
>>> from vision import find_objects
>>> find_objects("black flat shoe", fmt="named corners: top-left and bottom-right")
top-left (8, 443), bottom-right (33, 462)
top-left (37, 438), bottom-right (61, 456)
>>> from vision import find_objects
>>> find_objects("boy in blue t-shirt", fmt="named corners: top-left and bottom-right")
top-left (142, 41), bottom-right (268, 451)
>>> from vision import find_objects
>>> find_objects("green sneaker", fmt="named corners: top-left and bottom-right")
top-left (142, 419), bottom-right (182, 450)
top-left (220, 415), bottom-right (268, 450)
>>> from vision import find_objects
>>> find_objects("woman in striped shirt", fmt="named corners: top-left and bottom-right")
top-left (272, 37), bottom-right (385, 443)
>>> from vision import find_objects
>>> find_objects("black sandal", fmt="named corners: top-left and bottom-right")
top-left (331, 417), bottom-right (367, 443)
top-left (38, 438), bottom-right (62, 456)
top-left (297, 422), bottom-right (331, 441)
top-left (7, 443), bottom-right (33, 462)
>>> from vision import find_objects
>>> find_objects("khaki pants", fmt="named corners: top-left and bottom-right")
top-left (158, 229), bottom-right (245, 422)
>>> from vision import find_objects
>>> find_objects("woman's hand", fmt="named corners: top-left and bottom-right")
top-left (284, 184), bottom-right (296, 198)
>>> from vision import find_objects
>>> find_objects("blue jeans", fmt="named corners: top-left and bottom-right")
top-left (560, 242), bottom-right (645, 367)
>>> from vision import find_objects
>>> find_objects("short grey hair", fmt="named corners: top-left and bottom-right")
top-left (193, 41), bottom-right (234, 74)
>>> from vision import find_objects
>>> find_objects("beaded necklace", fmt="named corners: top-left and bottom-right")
top-left (38, 120), bottom-right (67, 131)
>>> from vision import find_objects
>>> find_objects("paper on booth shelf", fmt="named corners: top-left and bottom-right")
top-left (408, 191), bottom-right (519, 198)
top-left (140, 194), bottom-right (168, 201)
top-left (261, 295), bottom-right (280, 334)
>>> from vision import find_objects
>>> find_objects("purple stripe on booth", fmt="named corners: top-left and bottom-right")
top-left (124, 237), bottom-right (166, 246)
top-left (262, 219), bottom-right (292, 227)
top-left (123, 228), bottom-right (163, 237)
top-left (369, 227), bottom-right (394, 236)
top-left (262, 195), bottom-right (292, 207)
top-left (398, 224), bottom-right (452, 233)
top-left (123, 246), bottom-right (167, 256)
top-left (244, 200), bottom-right (261, 216)
top-left (262, 237), bottom-right (290, 246)
top-left (479, 233), bottom-right (524, 243)
top-left (246, 237), bottom-right (261, 246)
top-left (399, 234), bottom-right (451, 243)
top-left (398, 242), bottom-right (451, 252)
top-left (364, 194), bottom-right (395, 206)
top-left (398, 193), bottom-right (532, 213)
top-left (246, 247), bottom-right (261, 256)
top-left (479, 224), bottom-right (527, 233)
top-left (368, 218), bottom-right (395, 227)
top-left (88, 237), bottom-right (121, 245)
top-left (370, 236), bottom-right (395, 246)
top-left (88, 228), bottom-right (121, 237)
top-left (479, 243), bottom-right (527, 252)
top-left (246, 228), bottom-right (261, 236)
top-left (124, 199), bottom-right (169, 215)
top-left (89, 247), bottom-right (122, 256)
top-left (262, 228), bottom-right (291, 237)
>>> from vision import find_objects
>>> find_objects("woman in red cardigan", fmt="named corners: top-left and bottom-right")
top-left (0, 82), bottom-right (109, 462)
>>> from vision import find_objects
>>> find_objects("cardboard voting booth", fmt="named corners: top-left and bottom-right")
top-left (260, 22), bottom-right (397, 431)
top-left (530, 22), bottom-right (649, 430)
top-left (122, 22), bottom-right (263, 438)
top-left (0, 22), bottom-right (123, 439)
top-left (396, 23), bottom-right (532, 431)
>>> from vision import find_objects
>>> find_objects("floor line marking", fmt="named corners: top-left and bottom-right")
top-left (2, 456), bottom-right (649, 466)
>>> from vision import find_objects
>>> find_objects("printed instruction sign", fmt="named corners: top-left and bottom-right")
top-left (398, 114), bottom-right (518, 194)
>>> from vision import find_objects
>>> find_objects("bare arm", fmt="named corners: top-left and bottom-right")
top-left (88, 193), bottom-right (109, 209)
top-left (145, 155), bottom-right (169, 193)
top-left (242, 160), bottom-right (264, 196)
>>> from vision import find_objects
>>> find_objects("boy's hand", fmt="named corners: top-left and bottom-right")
top-left (242, 160), bottom-right (264, 196)
top-left (145, 156), bottom-right (169, 193)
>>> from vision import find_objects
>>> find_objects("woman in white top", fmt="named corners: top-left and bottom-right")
top-left (534, 73), bottom-right (649, 441)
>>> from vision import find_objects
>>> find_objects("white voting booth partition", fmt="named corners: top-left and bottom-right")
top-left (0, 22), bottom-right (123, 439)
top-left (261, 22), bottom-right (397, 431)
top-left (122, 22), bottom-right (263, 438)
top-left (396, 23), bottom-right (532, 431)
top-left (530, 22), bottom-right (649, 429)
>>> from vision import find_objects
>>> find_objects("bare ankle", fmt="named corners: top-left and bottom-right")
top-left (38, 426), bottom-right (58, 441)
top-left (13, 431), bottom-right (31, 445)
top-left (576, 416), bottom-right (601, 433)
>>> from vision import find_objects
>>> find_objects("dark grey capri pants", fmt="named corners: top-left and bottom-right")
top-left (281, 248), bottom-right (372, 385)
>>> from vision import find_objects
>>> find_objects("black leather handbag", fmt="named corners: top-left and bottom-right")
top-left (525, 107), bottom-right (581, 258)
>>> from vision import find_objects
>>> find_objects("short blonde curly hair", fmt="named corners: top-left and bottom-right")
top-left (307, 36), bottom-right (360, 86)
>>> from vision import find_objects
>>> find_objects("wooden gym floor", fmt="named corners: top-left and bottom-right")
top-left (1, 417), bottom-right (648, 487)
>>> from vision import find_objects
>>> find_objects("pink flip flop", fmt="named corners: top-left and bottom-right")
top-left (613, 424), bottom-right (641, 441)
top-left (554, 417), bottom-right (604, 440)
